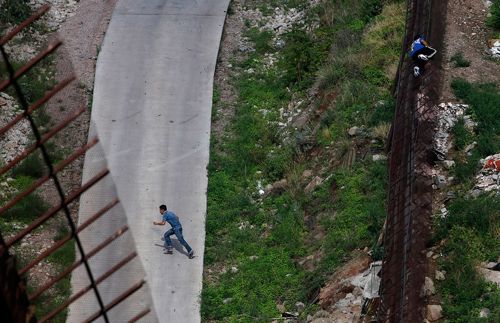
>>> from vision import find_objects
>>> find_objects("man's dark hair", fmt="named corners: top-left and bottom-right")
top-left (413, 34), bottom-right (422, 41)
top-left (159, 205), bottom-right (167, 211)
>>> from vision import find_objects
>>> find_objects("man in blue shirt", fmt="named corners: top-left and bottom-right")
top-left (409, 34), bottom-right (437, 77)
top-left (153, 204), bottom-right (194, 258)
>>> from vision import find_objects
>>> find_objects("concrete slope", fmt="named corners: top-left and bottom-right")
top-left (71, 0), bottom-right (229, 321)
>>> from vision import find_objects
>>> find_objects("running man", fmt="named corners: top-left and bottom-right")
top-left (153, 204), bottom-right (194, 258)
top-left (409, 34), bottom-right (437, 77)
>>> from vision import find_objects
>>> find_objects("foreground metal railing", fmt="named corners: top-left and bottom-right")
top-left (377, 0), bottom-right (448, 321)
top-left (0, 5), bottom-right (153, 322)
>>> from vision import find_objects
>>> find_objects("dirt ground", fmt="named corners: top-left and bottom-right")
top-left (440, 0), bottom-right (500, 101)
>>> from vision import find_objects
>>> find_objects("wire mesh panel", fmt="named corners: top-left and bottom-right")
top-left (0, 5), bottom-right (154, 322)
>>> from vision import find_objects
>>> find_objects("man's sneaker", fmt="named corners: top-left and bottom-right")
top-left (418, 54), bottom-right (428, 61)
top-left (188, 250), bottom-right (194, 259)
top-left (413, 66), bottom-right (420, 77)
top-left (164, 249), bottom-right (173, 255)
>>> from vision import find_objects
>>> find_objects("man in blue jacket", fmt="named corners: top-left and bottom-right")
top-left (409, 34), bottom-right (437, 77)
top-left (153, 204), bottom-right (194, 258)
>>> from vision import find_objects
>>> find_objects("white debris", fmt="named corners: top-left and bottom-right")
top-left (434, 102), bottom-right (471, 157)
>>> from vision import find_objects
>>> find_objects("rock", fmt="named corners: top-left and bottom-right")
top-left (301, 169), bottom-right (313, 180)
top-left (420, 277), bottom-right (435, 297)
top-left (479, 308), bottom-right (490, 318)
top-left (230, 266), bottom-right (238, 273)
top-left (435, 270), bottom-right (446, 281)
top-left (442, 160), bottom-right (455, 169)
top-left (434, 175), bottom-right (447, 189)
top-left (372, 154), bottom-right (387, 161)
top-left (478, 264), bottom-right (500, 286)
top-left (249, 255), bottom-right (258, 261)
top-left (348, 126), bottom-right (361, 136)
top-left (304, 176), bottom-right (323, 194)
top-left (312, 310), bottom-right (331, 319)
top-left (274, 38), bottom-right (286, 48)
top-left (266, 179), bottom-right (287, 196)
top-left (465, 141), bottom-right (477, 154)
top-left (426, 305), bottom-right (443, 321)
top-left (223, 298), bottom-right (233, 304)
top-left (295, 301), bottom-right (305, 312)
top-left (470, 189), bottom-right (482, 198)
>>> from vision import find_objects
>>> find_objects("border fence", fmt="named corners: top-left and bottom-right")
top-left (377, 0), bottom-right (448, 321)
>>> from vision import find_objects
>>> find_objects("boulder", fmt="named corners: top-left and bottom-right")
top-left (420, 277), bottom-right (435, 297)
top-left (372, 154), bottom-right (387, 161)
top-left (442, 160), bottom-right (455, 169)
top-left (348, 126), bottom-right (361, 136)
top-left (434, 175), bottom-right (447, 189)
top-left (426, 305), bottom-right (443, 321)
top-left (304, 176), bottom-right (323, 194)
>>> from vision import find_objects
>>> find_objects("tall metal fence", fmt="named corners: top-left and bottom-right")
top-left (377, 0), bottom-right (448, 321)
top-left (0, 6), bottom-right (154, 322)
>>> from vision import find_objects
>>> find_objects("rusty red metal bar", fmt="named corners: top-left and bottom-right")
top-left (128, 308), bottom-right (151, 323)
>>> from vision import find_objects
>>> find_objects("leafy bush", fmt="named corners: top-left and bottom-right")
top-left (450, 52), bottom-right (471, 68)
top-left (2, 192), bottom-right (49, 222)
top-left (279, 28), bottom-right (324, 87)
top-left (361, 0), bottom-right (383, 22)
top-left (487, 0), bottom-right (500, 30)
top-left (0, 0), bottom-right (32, 26)
top-left (12, 153), bottom-right (46, 178)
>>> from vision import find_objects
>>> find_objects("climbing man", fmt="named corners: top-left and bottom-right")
top-left (409, 34), bottom-right (437, 77)
top-left (153, 204), bottom-right (194, 258)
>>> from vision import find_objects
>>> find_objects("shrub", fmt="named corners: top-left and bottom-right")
top-left (487, 0), bottom-right (500, 30)
top-left (0, 0), bottom-right (32, 26)
top-left (2, 192), bottom-right (49, 222)
top-left (12, 153), bottom-right (46, 178)
top-left (450, 52), bottom-right (471, 68)
top-left (451, 118), bottom-right (473, 150)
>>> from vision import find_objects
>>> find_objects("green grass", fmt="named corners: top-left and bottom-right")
top-left (0, 58), bottom-right (55, 127)
top-left (2, 192), bottom-right (49, 222)
top-left (203, 0), bottom-right (402, 319)
top-left (34, 239), bottom-right (75, 322)
top-left (434, 196), bottom-right (500, 322)
top-left (11, 153), bottom-right (47, 178)
top-left (451, 79), bottom-right (500, 156)
top-left (0, 0), bottom-right (32, 26)
top-left (450, 52), bottom-right (471, 68)
top-left (451, 118), bottom-right (473, 151)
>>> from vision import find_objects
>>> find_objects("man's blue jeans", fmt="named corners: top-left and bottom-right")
top-left (164, 227), bottom-right (192, 253)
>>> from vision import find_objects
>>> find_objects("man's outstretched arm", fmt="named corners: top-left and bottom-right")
top-left (153, 220), bottom-right (166, 225)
